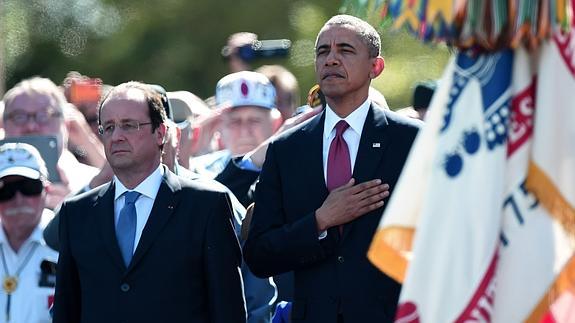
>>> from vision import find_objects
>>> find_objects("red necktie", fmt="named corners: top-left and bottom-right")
top-left (327, 120), bottom-right (351, 192)
top-left (327, 121), bottom-right (351, 235)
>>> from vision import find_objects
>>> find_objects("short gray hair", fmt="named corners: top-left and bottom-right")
top-left (316, 14), bottom-right (381, 58)
top-left (3, 77), bottom-right (68, 116)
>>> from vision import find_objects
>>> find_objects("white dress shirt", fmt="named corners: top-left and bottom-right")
top-left (322, 98), bottom-right (371, 183)
top-left (318, 99), bottom-right (371, 239)
top-left (114, 165), bottom-right (164, 253)
top-left (0, 224), bottom-right (58, 323)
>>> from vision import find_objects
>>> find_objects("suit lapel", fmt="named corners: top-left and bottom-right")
top-left (128, 169), bottom-right (181, 271)
top-left (342, 105), bottom-right (390, 240)
top-left (302, 110), bottom-right (329, 197)
top-left (95, 181), bottom-right (127, 272)
top-left (352, 105), bottom-right (390, 183)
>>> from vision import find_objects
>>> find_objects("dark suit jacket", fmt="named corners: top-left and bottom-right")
top-left (215, 157), bottom-right (260, 208)
top-left (216, 158), bottom-right (295, 303)
top-left (53, 167), bottom-right (246, 323)
top-left (244, 105), bottom-right (421, 323)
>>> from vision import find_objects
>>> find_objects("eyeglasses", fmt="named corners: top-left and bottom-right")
top-left (5, 110), bottom-right (62, 126)
top-left (0, 178), bottom-right (43, 202)
top-left (98, 120), bottom-right (153, 136)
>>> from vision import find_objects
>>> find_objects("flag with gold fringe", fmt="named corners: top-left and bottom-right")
top-left (341, 0), bottom-right (574, 50)
top-left (521, 27), bottom-right (575, 322)
top-left (354, 1), bottom-right (575, 322)
top-left (371, 48), bottom-right (514, 322)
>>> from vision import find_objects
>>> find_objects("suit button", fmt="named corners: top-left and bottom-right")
top-left (120, 283), bottom-right (130, 292)
top-left (337, 256), bottom-right (344, 263)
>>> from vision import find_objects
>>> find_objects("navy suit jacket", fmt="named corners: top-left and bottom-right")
top-left (53, 167), bottom-right (246, 323)
top-left (244, 105), bottom-right (421, 323)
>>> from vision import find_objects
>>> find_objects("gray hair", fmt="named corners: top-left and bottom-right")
top-left (316, 14), bottom-right (381, 58)
top-left (3, 77), bottom-right (68, 116)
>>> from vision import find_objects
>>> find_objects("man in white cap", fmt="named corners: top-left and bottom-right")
top-left (0, 142), bottom-right (58, 323)
top-left (189, 71), bottom-right (280, 200)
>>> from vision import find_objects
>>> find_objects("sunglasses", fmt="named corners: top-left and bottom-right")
top-left (0, 178), bottom-right (43, 202)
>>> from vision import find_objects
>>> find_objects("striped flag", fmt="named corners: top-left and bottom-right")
top-left (369, 28), bottom-right (575, 322)
top-left (520, 28), bottom-right (575, 323)
top-left (370, 49), bottom-right (514, 322)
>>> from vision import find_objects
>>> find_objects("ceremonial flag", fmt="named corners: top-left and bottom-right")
top-left (520, 28), bottom-right (575, 323)
top-left (370, 49), bottom-right (514, 322)
top-left (369, 29), bottom-right (575, 322)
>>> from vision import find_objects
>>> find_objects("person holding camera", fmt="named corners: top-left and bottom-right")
top-left (222, 32), bottom-right (259, 73)
top-left (2, 77), bottom-right (100, 210)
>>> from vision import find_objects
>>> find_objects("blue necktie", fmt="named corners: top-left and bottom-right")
top-left (116, 191), bottom-right (140, 267)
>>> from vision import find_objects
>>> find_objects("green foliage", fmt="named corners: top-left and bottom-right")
top-left (1, 0), bottom-right (449, 108)
top-left (375, 29), bottom-right (451, 109)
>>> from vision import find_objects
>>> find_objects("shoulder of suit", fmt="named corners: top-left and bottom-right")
top-left (69, 182), bottom-right (109, 202)
top-left (270, 112), bottom-right (321, 145)
top-left (175, 174), bottom-right (229, 196)
top-left (383, 108), bottom-right (424, 131)
top-left (57, 182), bottom-right (109, 214)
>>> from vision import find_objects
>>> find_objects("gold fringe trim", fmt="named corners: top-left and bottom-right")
top-left (525, 161), bottom-right (575, 236)
top-left (525, 254), bottom-right (575, 322)
top-left (525, 160), bottom-right (575, 321)
top-left (368, 227), bottom-right (414, 283)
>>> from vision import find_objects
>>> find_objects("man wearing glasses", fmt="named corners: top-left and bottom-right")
top-left (0, 143), bottom-right (58, 323)
top-left (2, 77), bottom-right (99, 209)
top-left (53, 82), bottom-right (246, 323)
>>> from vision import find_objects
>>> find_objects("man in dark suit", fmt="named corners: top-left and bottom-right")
top-left (53, 82), bottom-right (246, 323)
top-left (243, 15), bottom-right (421, 323)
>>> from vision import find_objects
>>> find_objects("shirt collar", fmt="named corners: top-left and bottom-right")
top-left (0, 224), bottom-right (44, 248)
top-left (114, 165), bottom-right (164, 201)
top-left (323, 98), bottom-right (371, 139)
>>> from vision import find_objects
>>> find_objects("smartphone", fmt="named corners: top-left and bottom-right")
top-left (0, 135), bottom-right (61, 183)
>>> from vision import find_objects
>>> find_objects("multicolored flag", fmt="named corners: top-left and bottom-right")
top-left (368, 28), bottom-right (575, 322)
top-left (370, 48), bottom-right (514, 322)
top-left (521, 28), bottom-right (575, 323)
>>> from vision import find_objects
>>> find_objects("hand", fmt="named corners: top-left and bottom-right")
top-left (64, 104), bottom-right (106, 168)
top-left (315, 178), bottom-right (390, 232)
top-left (88, 162), bottom-right (114, 189)
top-left (45, 183), bottom-right (72, 210)
top-left (64, 104), bottom-right (94, 142)
top-left (45, 167), bottom-right (72, 210)
top-left (187, 107), bottom-right (228, 156)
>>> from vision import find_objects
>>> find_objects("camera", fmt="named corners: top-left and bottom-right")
top-left (222, 39), bottom-right (291, 62)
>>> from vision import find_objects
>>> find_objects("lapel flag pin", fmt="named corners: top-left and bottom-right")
top-left (372, 143), bottom-right (381, 148)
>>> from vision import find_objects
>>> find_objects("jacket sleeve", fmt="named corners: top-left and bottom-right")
top-left (243, 141), bottom-right (339, 278)
top-left (215, 157), bottom-right (260, 208)
top-left (205, 192), bottom-right (248, 323)
top-left (42, 209), bottom-right (61, 252)
top-left (52, 202), bottom-right (82, 323)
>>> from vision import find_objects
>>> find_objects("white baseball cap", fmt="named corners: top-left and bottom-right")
top-left (0, 143), bottom-right (48, 180)
top-left (216, 71), bottom-right (276, 110)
